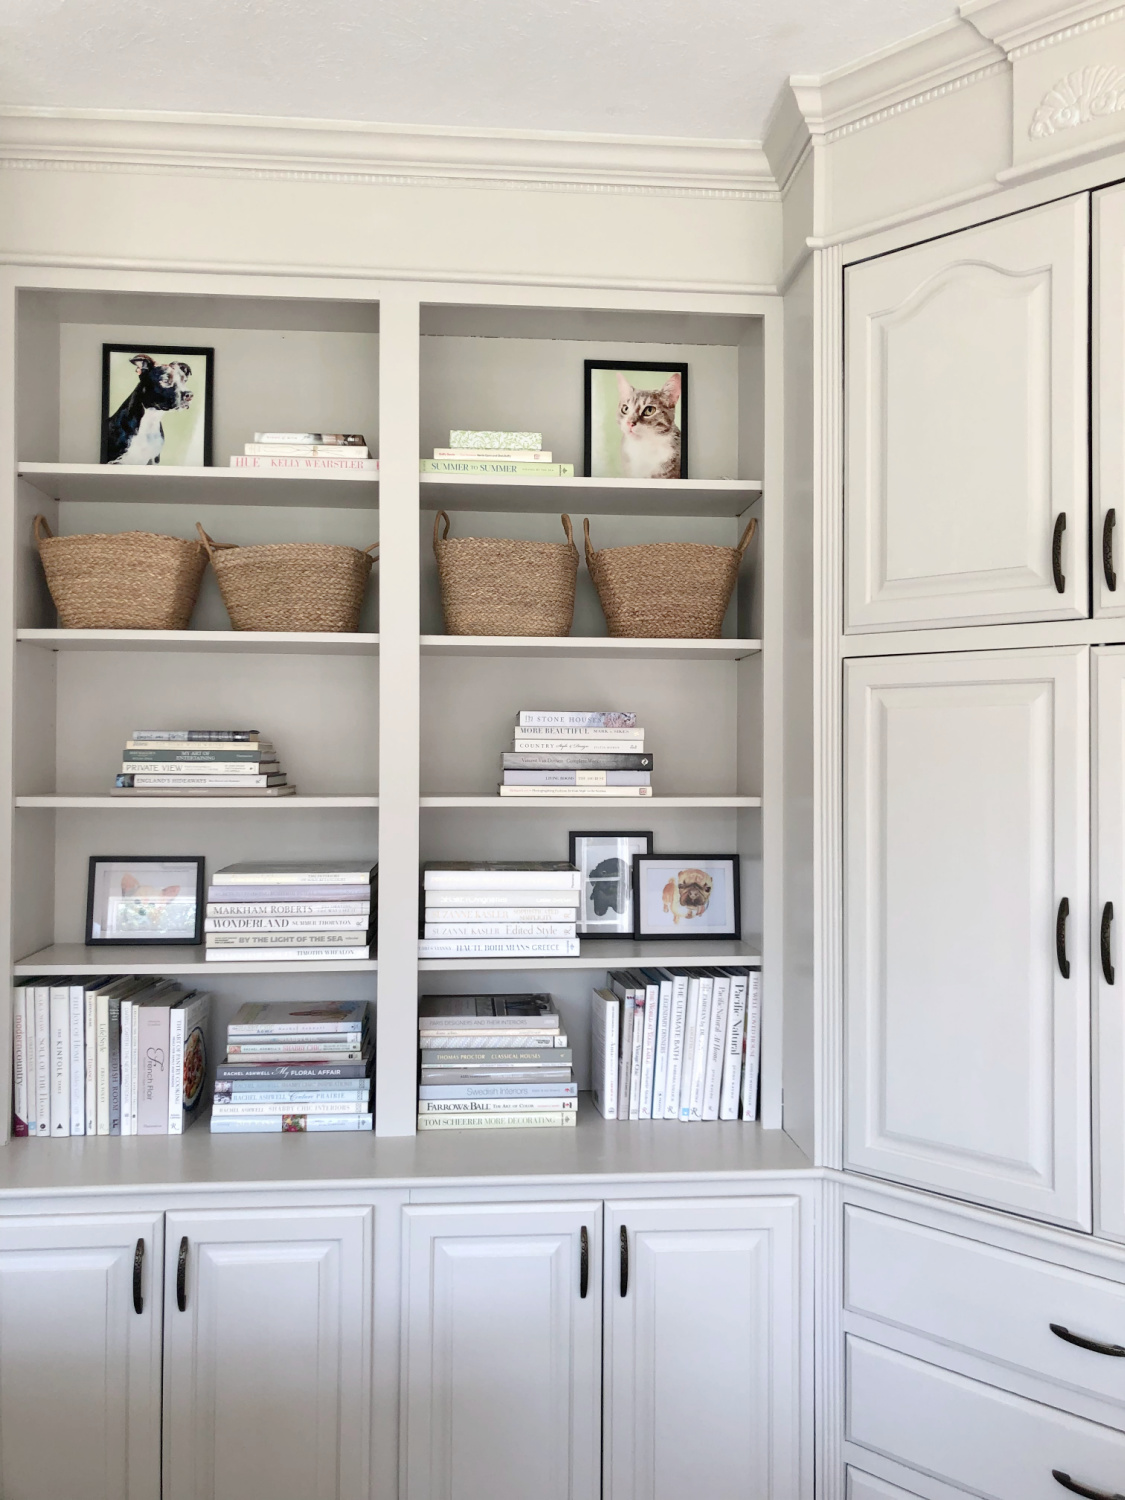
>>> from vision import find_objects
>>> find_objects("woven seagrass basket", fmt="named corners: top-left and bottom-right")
top-left (197, 525), bottom-right (378, 632)
top-left (34, 515), bottom-right (207, 630)
top-left (433, 510), bottom-right (578, 636)
top-left (584, 515), bottom-right (758, 638)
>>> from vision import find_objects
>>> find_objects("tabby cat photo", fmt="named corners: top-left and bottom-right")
top-left (585, 360), bottom-right (688, 480)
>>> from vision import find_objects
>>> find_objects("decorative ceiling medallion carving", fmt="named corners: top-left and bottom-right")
top-left (1030, 64), bottom-right (1125, 138)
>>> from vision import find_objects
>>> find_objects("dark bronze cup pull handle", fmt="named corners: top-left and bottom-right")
top-left (1103, 903), bottom-right (1116, 986)
top-left (132, 1238), bottom-right (144, 1315)
top-left (1053, 513), bottom-right (1067, 594)
top-left (1105, 509), bottom-right (1118, 592)
top-left (1050, 1322), bottom-right (1125, 1357)
top-left (176, 1235), bottom-right (188, 1313)
top-left (579, 1226), bottom-right (588, 1299)
top-left (620, 1225), bottom-right (629, 1298)
top-left (1053, 1470), bottom-right (1125, 1500)
top-left (1057, 898), bottom-right (1071, 979)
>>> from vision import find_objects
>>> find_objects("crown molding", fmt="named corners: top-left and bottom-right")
top-left (763, 85), bottom-right (813, 193)
top-left (789, 15), bottom-right (1007, 142)
top-left (0, 106), bottom-right (778, 202)
top-left (960, 0), bottom-right (1125, 57)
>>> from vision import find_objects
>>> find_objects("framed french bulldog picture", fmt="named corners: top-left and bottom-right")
top-left (86, 856), bottom-right (205, 945)
top-left (632, 854), bottom-right (740, 941)
top-left (584, 359), bottom-right (688, 480)
top-left (569, 831), bottom-right (652, 937)
top-left (100, 343), bottom-right (214, 467)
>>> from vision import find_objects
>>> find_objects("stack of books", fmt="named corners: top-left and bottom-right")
top-left (590, 968), bottom-right (761, 1122)
top-left (421, 430), bottom-right (573, 479)
top-left (12, 975), bottom-right (211, 1138)
top-left (112, 728), bottom-right (295, 798)
top-left (420, 862), bottom-right (580, 960)
top-left (206, 862), bottom-right (376, 963)
top-left (500, 711), bottom-right (651, 798)
top-left (230, 432), bottom-right (378, 477)
top-left (417, 994), bottom-right (576, 1131)
top-left (210, 1001), bottom-right (373, 1133)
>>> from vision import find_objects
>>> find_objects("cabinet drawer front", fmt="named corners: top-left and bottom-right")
top-left (845, 195), bottom-right (1089, 632)
top-left (848, 1470), bottom-right (932, 1500)
top-left (846, 1207), bottom-right (1125, 1409)
top-left (847, 1337), bottom-right (1125, 1499)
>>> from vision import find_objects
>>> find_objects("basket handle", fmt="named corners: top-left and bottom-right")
top-left (582, 516), bottom-right (595, 566)
top-left (363, 542), bottom-right (380, 558)
top-left (195, 523), bottom-right (238, 559)
top-left (32, 515), bottom-right (53, 543)
top-left (433, 510), bottom-right (451, 550)
top-left (559, 514), bottom-right (575, 550)
top-left (735, 516), bottom-right (758, 559)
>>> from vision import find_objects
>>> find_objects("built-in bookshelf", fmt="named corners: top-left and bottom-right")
top-left (1, 273), bottom-right (791, 1157)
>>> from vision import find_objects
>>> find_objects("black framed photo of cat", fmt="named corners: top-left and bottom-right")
top-left (100, 343), bottom-right (214, 467)
top-left (584, 360), bottom-right (688, 480)
top-left (569, 831), bottom-right (653, 937)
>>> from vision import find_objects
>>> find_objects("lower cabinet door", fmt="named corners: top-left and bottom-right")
top-left (162, 1206), bottom-right (372, 1500)
top-left (604, 1196), bottom-right (802, 1500)
top-left (401, 1201), bottom-right (602, 1500)
top-left (0, 1212), bottom-right (162, 1500)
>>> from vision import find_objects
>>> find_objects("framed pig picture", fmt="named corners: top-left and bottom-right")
top-left (631, 854), bottom-right (740, 941)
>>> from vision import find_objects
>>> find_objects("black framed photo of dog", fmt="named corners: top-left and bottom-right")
top-left (86, 856), bottom-right (205, 945)
top-left (584, 359), bottom-right (688, 480)
top-left (100, 344), bottom-right (214, 466)
top-left (631, 854), bottom-right (741, 941)
top-left (569, 831), bottom-right (652, 937)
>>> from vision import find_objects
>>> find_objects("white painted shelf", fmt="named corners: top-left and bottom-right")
top-left (17, 629), bottom-right (379, 655)
top-left (17, 462), bottom-right (379, 509)
top-left (418, 940), bottom-right (761, 973)
top-left (14, 944), bottom-right (377, 977)
top-left (0, 1101), bottom-right (809, 1196)
top-left (421, 473), bottom-right (761, 517)
top-left (16, 795), bottom-right (379, 809)
top-left (420, 635), bottom-right (761, 660)
top-left (420, 795), bottom-right (760, 809)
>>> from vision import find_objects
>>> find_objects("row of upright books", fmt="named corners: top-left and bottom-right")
top-left (230, 431), bottom-right (378, 477)
top-left (499, 711), bottom-right (651, 798)
top-left (12, 977), bottom-right (210, 1137)
top-left (212, 1001), bottom-right (373, 1133)
top-left (591, 968), bottom-right (760, 1122)
top-left (420, 862), bottom-right (579, 959)
top-left (418, 994), bottom-right (575, 1130)
top-left (421, 430), bottom-right (573, 479)
top-left (113, 727), bottom-right (295, 798)
top-left (206, 862), bottom-right (376, 962)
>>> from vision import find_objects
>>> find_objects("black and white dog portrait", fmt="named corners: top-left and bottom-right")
top-left (569, 831), bottom-right (653, 937)
top-left (100, 344), bottom-right (214, 467)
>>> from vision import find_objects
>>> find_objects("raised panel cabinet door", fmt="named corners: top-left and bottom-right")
top-left (401, 1201), bottom-right (601, 1500)
top-left (1094, 648), bottom-right (1125, 1240)
top-left (1096, 186), bottom-right (1125, 617)
top-left (603, 1197), bottom-right (803, 1500)
top-left (845, 195), bottom-right (1089, 632)
top-left (845, 647), bottom-right (1091, 1229)
top-left (162, 1206), bottom-right (372, 1500)
top-left (0, 1212), bottom-right (162, 1500)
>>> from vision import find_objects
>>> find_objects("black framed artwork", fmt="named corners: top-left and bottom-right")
top-left (568, 831), bottom-right (653, 937)
top-left (100, 343), bottom-right (214, 466)
top-left (584, 359), bottom-right (689, 480)
top-left (631, 854), bottom-right (741, 941)
top-left (86, 856), bottom-right (205, 945)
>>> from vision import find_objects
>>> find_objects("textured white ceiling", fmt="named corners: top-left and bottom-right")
top-left (0, 0), bottom-right (958, 141)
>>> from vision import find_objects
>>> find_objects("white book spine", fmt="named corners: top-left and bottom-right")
top-left (12, 988), bottom-right (29, 1136)
top-left (95, 992), bottom-right (110, 1136)
top-left (68, 984), bottom-right (85, 1136)
top-left (701, 975), bottom-right (730, 1121)
top-left (719, 973), bottom-right (748, 1120)
top-left (589, 989), bottom-right (619, 1121)
top-left (49, 986), bottom-right (69, 1136)
top-left (132, 1004), bottom-right (141, 1135)
top-left (742, 972), bottom-right (762, 1122)
top-left (638, 978), bottom-right (660, 1120)
top-left (677, 977), bottom-right (700, 1121)
top-left (212, 1099), bottom-right (369, 1117)
top-left (168, 1007), bottom-right (186, 1134)
top-left (84, 991), bottom-right (98, 1136)
top-left (650, 975), bottom-right (673, 1121)
top-left (120, 1001), bottom-right (133, 1135)
top-left (688, 976), bottom-right (714, 1121)
top-left (32, 986), bottom-right (49, 1137)
top-left (629, 988), bottom-right (645, 1121)
top-left (616, 986), bottom-right (635, 1124)
top-left (664, 973), bottom-right (689, 1119)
